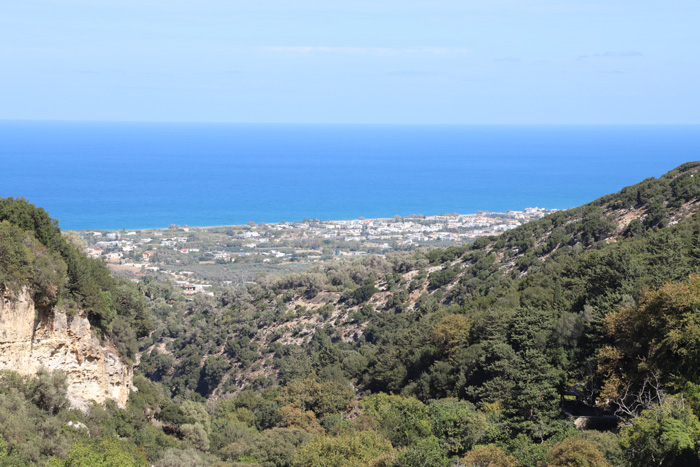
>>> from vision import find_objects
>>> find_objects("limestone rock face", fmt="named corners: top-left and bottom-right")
top-left (0, 289), bottom-right (132, 410)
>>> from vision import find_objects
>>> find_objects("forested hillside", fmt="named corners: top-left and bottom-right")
top-left (4, 163), bottom-right (700, 466)
top-left (0, 197), bottom-right (153, 361)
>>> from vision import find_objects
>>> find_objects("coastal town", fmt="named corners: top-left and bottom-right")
top-left (79, 208), bottom-right (556, 294)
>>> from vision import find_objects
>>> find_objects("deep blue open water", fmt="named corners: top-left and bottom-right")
top-left (1, 121), bottom-right (698, 230)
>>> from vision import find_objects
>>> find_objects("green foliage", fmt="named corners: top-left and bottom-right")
top-left (576, 431), bottom-right (625, 467)
top-left (0, 433), bottom-right (30, 467)
top-left (180, 423), bottom-right (210, 451)
top-left (277, 378), bottom-right (354, 420)
top-left (396, 435), bottom-right (449, 466)
top-left (545, 437), bottom-right (611, 467)
top-left (429, 267), bottom-right (459, 290)
top-left (9, 166), bottom-right (700, 465)
top-left (619, 396), bottom-right (700, 467)
top-left (429, 398), bottom-right (488, 455)
top-left (361, 393), bottom-right (432, 447)
top-left (254, 428), bottom-right (312, 467)
top-left (0, 197), bottom-right (153, 362)
top-left (138, 163), bottom-right (700, 463)
top-left (0, 221), bottom-right (38, 294)
top-left (0, 220), bottom-right (67, 307)
top-left (199, 355), bottom-right (231, 395)
top-left (25, 367), bottom-right (69, 415)
top-left (153, 448), bottom-right (211, 467)
top-left (600, 274), bottom-right (700, 402)
top-left (342, 283), bottom-right (379, 306)
top-left (46, 437), bottom-right (149, 467)
top-left (292, 429), bottom-right (394, 467)
top-left (460, 445), bottom-right (520, 467)
top-left (0, 370), bottom-right (74, 465)
top-left (431, 314), bottom-right (473, 358)
top-left (504, 433), bottom-right (553, 467)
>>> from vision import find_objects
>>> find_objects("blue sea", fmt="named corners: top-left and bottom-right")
top-left (1, 121), bottom-right (699, 231)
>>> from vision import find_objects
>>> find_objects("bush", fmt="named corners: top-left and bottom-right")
top-left (292, 429), bottom-right (394, 467)
top-left (25, 368), bottom-right (69, 415)
top-left (342, 284), bottom-right (379, 306)
top-left (46, 437), bottom-right (149, 467)
top-left (361, 394), bottom-right (432, 447)
top-left (460, 445), bottom-right (520, 467)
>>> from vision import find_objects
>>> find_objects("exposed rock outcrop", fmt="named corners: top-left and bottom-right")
top-left (0, 289), bottom-right (132, 410)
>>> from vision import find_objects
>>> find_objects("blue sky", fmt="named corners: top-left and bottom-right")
top-left (1, 0), bottom-right (699, 124)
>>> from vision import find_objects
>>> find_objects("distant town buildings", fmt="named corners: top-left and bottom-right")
top-left (80, 208), bottom-right (555, 295)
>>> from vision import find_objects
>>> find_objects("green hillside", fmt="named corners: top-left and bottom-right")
top-left (0, 197), bottom-right (153, 361)
top-left (4, 163), bottom-right (700, 466)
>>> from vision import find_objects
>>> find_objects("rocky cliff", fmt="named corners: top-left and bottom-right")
top-left (0, 289), bottom-right (132, 410)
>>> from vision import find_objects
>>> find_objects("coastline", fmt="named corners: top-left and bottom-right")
top-left (72, 208), bottom-right (555, 234)
top-left (79, 207), bottom-right (556, 288)
top-left (5, 123), bottom-right (695, 232)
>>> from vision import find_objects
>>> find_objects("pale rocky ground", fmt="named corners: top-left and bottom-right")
top-left (0, 289), bottom-right (132, 410)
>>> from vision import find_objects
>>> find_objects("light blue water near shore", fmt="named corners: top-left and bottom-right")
top-left (1, 121), bottom-right (699, 230)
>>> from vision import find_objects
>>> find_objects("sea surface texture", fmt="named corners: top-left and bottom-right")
top-left (1, 122), bottom-right (698, 230)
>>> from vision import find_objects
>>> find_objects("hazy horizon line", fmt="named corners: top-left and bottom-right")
top-left (2, 119), bottom-right (699, 126)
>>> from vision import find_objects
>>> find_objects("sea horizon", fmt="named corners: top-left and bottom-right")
top-left (5, 119), bottom-right (700, 126)
top-left (70, 208), bottom-right (554, 234)
top-left (2, 121), bottom-right (699, 231)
